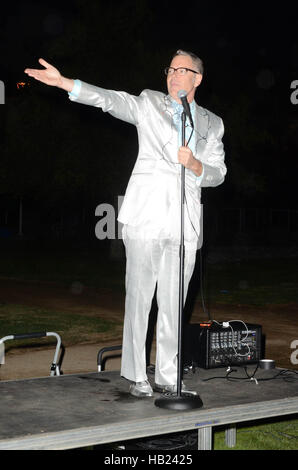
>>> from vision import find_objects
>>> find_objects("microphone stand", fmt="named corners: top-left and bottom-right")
top-left (155, 111), bottom-right (203, 410)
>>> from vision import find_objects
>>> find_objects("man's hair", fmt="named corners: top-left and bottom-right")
top-left (173, 49), bottom-right (204, 75)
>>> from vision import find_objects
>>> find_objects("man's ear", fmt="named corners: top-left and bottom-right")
top-left (194, 73), bottom-right (203, 88)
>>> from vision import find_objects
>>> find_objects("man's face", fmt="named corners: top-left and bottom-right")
top-left (167, 54), bottom-right (202, 103)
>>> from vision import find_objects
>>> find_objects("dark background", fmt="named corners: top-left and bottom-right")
top-left (1, 0), bottom-right (298, 247)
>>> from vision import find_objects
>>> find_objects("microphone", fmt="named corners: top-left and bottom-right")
top-left (177, 89), bottom-right (194, 128)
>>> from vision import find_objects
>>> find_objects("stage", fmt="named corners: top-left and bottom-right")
top-left (0, 366), bottom-right (297, 450)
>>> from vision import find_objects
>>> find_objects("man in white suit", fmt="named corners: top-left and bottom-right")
top-left (25, 50), bottom-right (226, 397)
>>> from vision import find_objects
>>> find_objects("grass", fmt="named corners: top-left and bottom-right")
top-left (213, 416), bottom-right (298, 450)
top-left (0, 243), bottom-right (124, 348)
top-left (0, 303), bottom-right (118, 348)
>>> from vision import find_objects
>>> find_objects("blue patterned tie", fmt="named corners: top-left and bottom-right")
top-left (171, 100), bottom-right (195, 153)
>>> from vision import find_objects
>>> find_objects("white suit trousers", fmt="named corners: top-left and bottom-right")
top-left (120, 226), bottom-right (197, 386)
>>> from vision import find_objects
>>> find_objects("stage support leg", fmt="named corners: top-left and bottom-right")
top-left (225, 425), bottom-right (237, 448)
top-left (197, 426), bottom-right (212, 450)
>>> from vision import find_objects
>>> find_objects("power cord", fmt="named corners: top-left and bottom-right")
top-left (202, 366), bottom-right (298, 384)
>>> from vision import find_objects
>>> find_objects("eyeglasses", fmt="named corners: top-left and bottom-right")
top-left (164, 67), bottom-right (200, 76)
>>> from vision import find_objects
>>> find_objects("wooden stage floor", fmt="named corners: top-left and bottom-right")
top-left (0, 366), bottom-right (297, 450)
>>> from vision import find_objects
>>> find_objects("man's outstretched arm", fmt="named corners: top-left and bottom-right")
top-left (24, 58), bottom-right (74, 92)
top-left (25, 58), bottom-right (144, 126)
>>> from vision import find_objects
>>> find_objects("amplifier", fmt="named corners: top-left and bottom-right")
top-left (183, 321), bottom-right (262, 369)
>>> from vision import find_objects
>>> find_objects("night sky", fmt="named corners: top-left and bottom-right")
top-left (1, 0), bottom-right (298, 237)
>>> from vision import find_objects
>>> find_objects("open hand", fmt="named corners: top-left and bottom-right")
top-left (24, 58), bottom-right (63, 87)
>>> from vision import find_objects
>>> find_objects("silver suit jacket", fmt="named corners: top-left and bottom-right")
top-left (69, 83), bottom-right (226, 249)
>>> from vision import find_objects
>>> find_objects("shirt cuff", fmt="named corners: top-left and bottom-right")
top-left (68, 79), bottom-right (81, 99)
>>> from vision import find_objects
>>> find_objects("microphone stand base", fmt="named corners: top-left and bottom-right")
top-left (155, 392), bottom-right (203, 411)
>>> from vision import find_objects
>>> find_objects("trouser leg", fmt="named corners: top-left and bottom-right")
top-left (120, 226), bottom-right (197, 386)
top-left (155, 244), bottom-right (197, 386)
top-left (120, 233), bottom-right (159, 382)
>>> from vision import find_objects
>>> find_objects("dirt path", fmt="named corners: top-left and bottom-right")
top-left (0, 279), bottom-right (297, 381)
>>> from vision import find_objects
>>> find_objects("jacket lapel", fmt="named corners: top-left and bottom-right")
top-left (158, 95), bottom-right (179, 163)
top-left (194, 104), bottom-right (211, 153)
